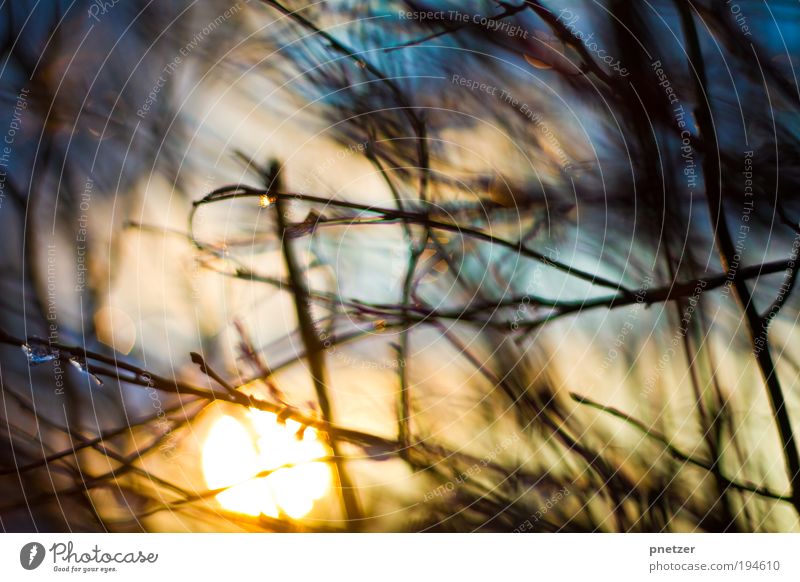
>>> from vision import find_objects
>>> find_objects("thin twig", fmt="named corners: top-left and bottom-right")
top-left (191, 186), bottom-right (633, 294)
top-left (570, 392), bottom-right (792, 503)
top-left (678, 1), bottom-right (800, 515)
top-left (261, 0), bottom-right (430, 201)
top-left (273, 184), bottom-right (364, 525)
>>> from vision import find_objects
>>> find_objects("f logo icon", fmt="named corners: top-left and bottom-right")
top-left (19, 542), bottom-right (46, 570)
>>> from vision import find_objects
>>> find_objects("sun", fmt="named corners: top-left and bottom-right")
top-left (201, 407), bottom-right (332, 519)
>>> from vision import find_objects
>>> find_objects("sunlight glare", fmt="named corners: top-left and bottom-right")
top-left (202, 409), bottom-right (331, 518)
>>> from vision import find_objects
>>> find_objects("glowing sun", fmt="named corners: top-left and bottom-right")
top-left (202, 408), bottom-right (332, 519)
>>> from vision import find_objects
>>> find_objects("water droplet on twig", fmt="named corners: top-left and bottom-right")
top-left (259, 194), bottom-right (276, 208)
top-left (69, 356), bottom-right (104, 387)
top-left (21, 338), bottom-right (58, 365)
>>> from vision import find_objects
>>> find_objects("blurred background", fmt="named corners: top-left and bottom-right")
top-left (1, 0), bottom-right (800, 532)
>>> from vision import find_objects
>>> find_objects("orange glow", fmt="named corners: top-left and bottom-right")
top-left (202, 409), bottom-right (331, 518)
